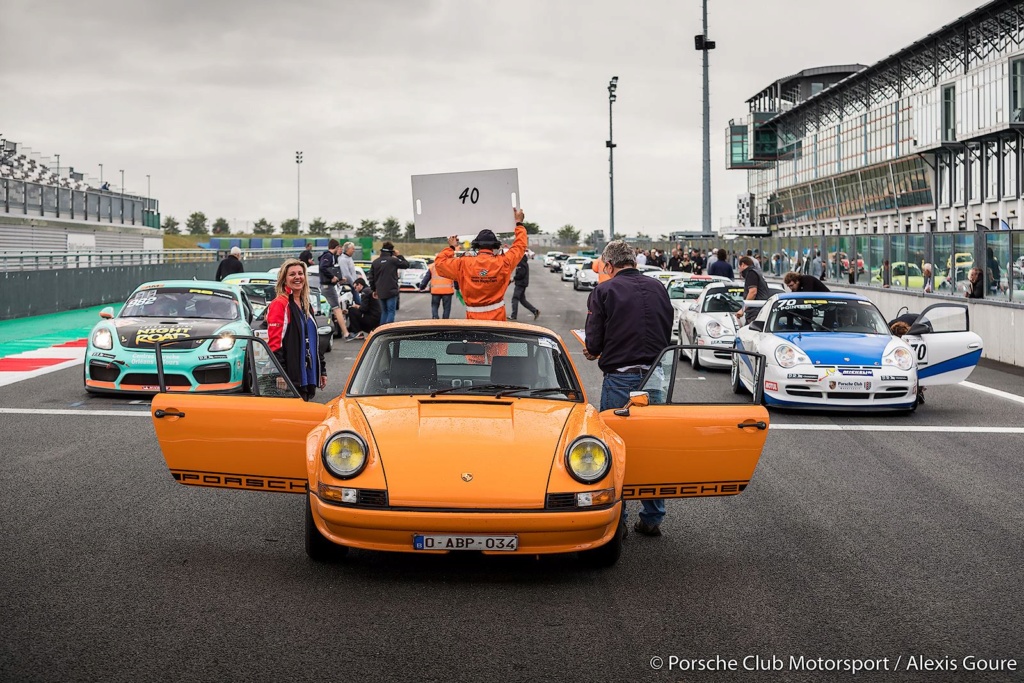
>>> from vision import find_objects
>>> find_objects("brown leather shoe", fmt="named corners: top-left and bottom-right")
top-left (633, 520), bottom-right (662, 537)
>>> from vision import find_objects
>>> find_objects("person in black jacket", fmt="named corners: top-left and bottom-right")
top-left (509, 254), bottom-right (539, 320)
top-left (318, 240), bottom-right (353, 340)
top-left (215, 246), bottom-right (244, 281)
top-left (783, 271), bottom-right (830, 292)
top-left (369, 242), bottom-right (408, 325)
top-left (347, 279), bottom-right (380, 338)
top-left (583, 240), bottom-right (673, 538)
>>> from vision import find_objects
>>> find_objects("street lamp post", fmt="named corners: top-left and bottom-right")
top-left (296, 151), bottom-right (303, 233)
top-left (99, 163), bottom-right (103, 185)
top-left (55, 153), bottom-right (60, 216)
top-left (694, 0), bottom-right (716, 234)
top-left (607, 76), bottom-right (618, 243)
top-left (146, 174), bottom-right (151, 227)
top-left (119, 169), bottom-right (125, 224)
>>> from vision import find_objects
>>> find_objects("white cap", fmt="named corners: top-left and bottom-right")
top-left (230, 246), bottom-right (242, 256)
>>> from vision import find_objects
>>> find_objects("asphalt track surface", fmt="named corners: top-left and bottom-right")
top-left (1, 263), bottom-right (1022, 683)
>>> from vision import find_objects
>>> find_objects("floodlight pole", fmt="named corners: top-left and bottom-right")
top-left (697, 0), bottom-right (715, 235)
top-left (607, 76), bottom-right (618, 242)
top-left (296, 151), bottom-right (303, 233)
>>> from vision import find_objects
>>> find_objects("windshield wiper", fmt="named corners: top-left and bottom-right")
top-left (429, 383), bottom-right (529, 398)
top-left (494, 387), bottom-right (573, 398)
top-left (788, 312), bottom-right (832, 332)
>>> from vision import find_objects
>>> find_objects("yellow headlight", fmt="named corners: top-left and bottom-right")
top-left (566, 437), bottom-right (611, 483)
top-left (321, 432), bottom-right (368, 479)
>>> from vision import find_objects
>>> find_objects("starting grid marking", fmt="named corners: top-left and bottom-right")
top-left (0, 339), bottom-right (86, 388)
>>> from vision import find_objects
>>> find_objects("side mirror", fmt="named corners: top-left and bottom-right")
top-left (613, 391), bottom-right (649, 417)
top-left (750, 320), bottom-right (765, 332)
top-left (688, 303), bottom-right (697, 312)
top-left (906, 322), bottom-right (929, 335)
top-left (99, 307), bottom-right (115, 319)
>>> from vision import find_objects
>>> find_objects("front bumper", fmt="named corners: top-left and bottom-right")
top-left (84, 347), bottom-right (244, 394)
top-left (692, 336), bottom-right (736, 368)
top-left (312, 496), bottom-right (622, 554)
top-left (762, 364), bottom-right (917, 409)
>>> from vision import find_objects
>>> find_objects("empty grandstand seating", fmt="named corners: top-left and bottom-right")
top-left (0, 139), bottom-right (92, 191)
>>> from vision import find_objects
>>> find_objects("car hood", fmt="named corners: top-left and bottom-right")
top-left (356, 397), bottom-right (576, 508)
top-left (773, 332), bottom-right (891, 366)
top-left (111, 317), bottom-right (232, 350)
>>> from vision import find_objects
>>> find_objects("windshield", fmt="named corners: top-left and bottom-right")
top-left (348, 328), bottom-right (583, 401)
top-left (239, 282), bottom-right (277, 302)
top-left (121, 287), bottom-right (239, 320)
top-left (702, 287), bottom-right (745, 313)
top-left (668, 280), bottom-right (710, 300)
top-left (768, 298), bottom-right (889, 334)
top-left (406, 260), bottom-right (427, 270)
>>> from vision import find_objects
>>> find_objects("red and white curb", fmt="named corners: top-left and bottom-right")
top-left (0, 339), bottom-right (87, 388)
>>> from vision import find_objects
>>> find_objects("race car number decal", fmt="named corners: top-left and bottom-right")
top-left (909, 341), bottom-right (928, 365)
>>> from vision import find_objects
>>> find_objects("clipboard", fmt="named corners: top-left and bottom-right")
top-left (570, 329), bottom-right (587, 347)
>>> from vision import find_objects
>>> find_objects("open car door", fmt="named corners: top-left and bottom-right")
top-left (151, 336), bottom-right (329, 494)
top-left (602, 346), bottom-right (770, 500)
top-left (902, 303), bottom-right (983, 386)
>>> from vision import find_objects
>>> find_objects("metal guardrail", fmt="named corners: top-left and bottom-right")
top-left (0, 249), bottom-right (299, 272)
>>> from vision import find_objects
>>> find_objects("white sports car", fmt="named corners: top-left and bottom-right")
top-left (679, 283), bottom-right (781, 369)
top-left (732, 294), bottom-right (983, 410)
top-left (573, 260), bottom-right (599, 290)
top-left (561, 256), bottom-right (589, 282)
top-left (399, 259), bottom-right (429, 291)
top-left (666, 275), bottom-right (731, 344)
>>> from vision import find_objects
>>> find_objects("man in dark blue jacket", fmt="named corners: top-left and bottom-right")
top-left (583, 240), bottom-right (673, 537)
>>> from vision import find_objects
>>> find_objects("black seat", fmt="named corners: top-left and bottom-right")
top-left (389, 358), bottom-right (437, 388)
top-left (490, 356), bottom-right (536, 387)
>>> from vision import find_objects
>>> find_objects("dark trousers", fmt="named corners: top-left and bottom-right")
top-left (600, 372), bottom-right (665, 525)
top-left (431, 294), bottom-right (453, 319)
top-left (348, 308), bottom-right (379, 335)
top-left (510, 285), bottom-right (537, 319)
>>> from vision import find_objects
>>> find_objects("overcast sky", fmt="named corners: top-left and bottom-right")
top-left (1, 0), bottom-right (975, 236)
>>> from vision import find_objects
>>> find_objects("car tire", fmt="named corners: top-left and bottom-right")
top-left (573, 280), bottom-right (579, 291)
top-left (305, 494), bottom-right (348, 562)
top-left (325, 333), bottom-right (334, 354)
top-left (690, 333), bottom-right (702, 370)
top-left (578, 514), bottom-right (624, 569)
top-left (731, 354), bottom-right (745, 395)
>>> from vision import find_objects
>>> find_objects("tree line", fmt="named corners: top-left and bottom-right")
top-left (162, 213), bottom-right (556, 240)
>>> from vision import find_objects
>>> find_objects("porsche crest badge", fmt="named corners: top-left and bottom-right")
top-left (461, 473), bottom-right (473, 482)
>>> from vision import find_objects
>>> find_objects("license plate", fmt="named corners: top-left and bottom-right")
top-left (413, 534), bottom-right (518, 551)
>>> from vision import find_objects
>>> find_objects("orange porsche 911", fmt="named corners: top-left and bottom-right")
top-left (150, 320), bottom-right (770, 567)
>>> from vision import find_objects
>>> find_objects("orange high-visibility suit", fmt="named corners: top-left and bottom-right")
top-left (592, 257), bottom-right (612, 284)
top-left (434, 225), bottom-right (528, 321)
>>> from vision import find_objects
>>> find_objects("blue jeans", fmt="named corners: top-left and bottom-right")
top-left (600, 372), bottom-right (666, 527)
top-left (380, 296), bottom-right (398, 325)
top-left (431, 294), bottom-right (452, 319)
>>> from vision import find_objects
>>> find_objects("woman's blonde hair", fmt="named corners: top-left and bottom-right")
top-left (276, 259), bottom-right (311, 317)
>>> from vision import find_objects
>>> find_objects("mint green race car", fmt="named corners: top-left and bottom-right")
top-left (84, 280), bottom-right (255, 395)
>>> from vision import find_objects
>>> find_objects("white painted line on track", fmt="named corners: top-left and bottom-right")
top-left (769, 424), bottom-right (1024, 433)
top-left (0, 408), bottom-right (149, 417)
top-left (960, 380), bottom-right (1024, 406)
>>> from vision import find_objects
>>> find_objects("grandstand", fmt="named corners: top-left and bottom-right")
top-left (0, 135), bottom-right (161, 252)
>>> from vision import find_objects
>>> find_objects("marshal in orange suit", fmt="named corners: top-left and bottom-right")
top-left (433, 207), bottom-right (528, 321)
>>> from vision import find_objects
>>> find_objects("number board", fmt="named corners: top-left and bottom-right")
top-left (411, 168), bottom-right (520, 239)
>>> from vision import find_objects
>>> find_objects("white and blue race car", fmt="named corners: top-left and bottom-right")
top-left (732, 293), bottom-right (983, 410)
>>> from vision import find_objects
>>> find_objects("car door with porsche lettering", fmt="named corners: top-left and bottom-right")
top-left (601, 346), bottom-right (770, 500)
top-left (151, 336), bottom-right (328, 494)
top-left (902, 303), bottom-right (983, 386)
